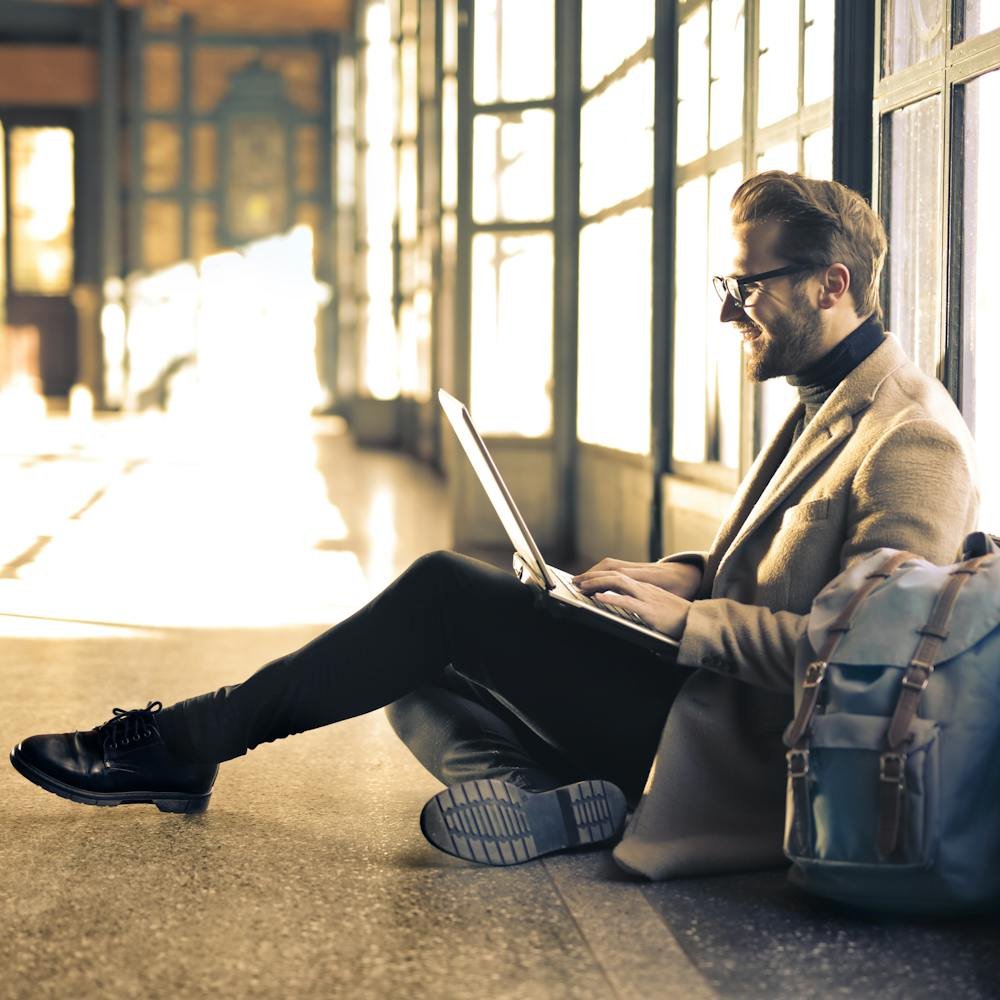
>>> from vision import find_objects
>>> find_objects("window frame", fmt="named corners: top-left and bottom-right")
top-left (873, 3), bottom-right (1000, 405)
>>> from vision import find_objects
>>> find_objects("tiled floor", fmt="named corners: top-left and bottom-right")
top-left (1, 410), bottom-right (997, 1000)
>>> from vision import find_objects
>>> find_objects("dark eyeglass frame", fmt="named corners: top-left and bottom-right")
top-left (711, 263), bottom-right (820, 307)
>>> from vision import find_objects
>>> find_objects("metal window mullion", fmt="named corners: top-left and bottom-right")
top-left (474, 98), bottom-right (555, 113)
top-left (650, 0), bottom-right (679, 553)
top-left (582, 38), bottom-right (654, 103)
top-left (553, 0), bottom-right (581, 559)
top-left (743, 0), bottom-right (760, 471)
top-left (947, 34), bottom-right (1000, 83)
top-left (943, 78), bottom-right (966, 406)
top-left (935, 12), bottom-right (954, 388)
top-left (453, 0), bottom-right (473, 405)
top-left (470, 219), bottom-right (554, 234)
top-left (674, 142), bottom-right (742, 182)
top-left (580, 188), bottom-right (653, 226)
top-left (179, 13), bottom-right (193, 260)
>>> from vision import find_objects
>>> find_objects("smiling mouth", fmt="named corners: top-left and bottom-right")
top-left (737, 323), bottom-right (762, 342)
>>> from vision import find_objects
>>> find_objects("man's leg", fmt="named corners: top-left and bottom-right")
top-left (154, 550), bottom-right (687, 806)
top-left (11, 551), bottom-right (687, 839)
top-left (384, 665), bottom-right (584, 795)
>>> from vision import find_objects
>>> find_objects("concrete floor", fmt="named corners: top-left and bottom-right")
top-left (1, 409), bottom-right (998, 1000)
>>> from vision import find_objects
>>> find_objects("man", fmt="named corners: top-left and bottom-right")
top-left (10, 172), bottom-right (979, 878)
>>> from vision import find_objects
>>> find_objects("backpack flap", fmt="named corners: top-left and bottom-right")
top-left (804, 550), bottom-right (1000, 673)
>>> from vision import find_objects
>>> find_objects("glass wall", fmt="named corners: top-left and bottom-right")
top-left (877, 2), bottom-right (1000, 528)
top-left (671, 0), bottom-right (835, 478)
top-left (576, 0), bottom-right (655, 455)
top-left (468, 0), bottom-right (556, 436)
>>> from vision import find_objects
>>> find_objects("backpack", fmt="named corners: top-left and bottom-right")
top-left (782, 531), bottom-right (1000, 913)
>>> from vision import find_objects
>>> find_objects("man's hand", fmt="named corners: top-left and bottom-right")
top-left (572, 558), bottom-right (702, 600)
top-left (571, 567), bottom-right (692, 638)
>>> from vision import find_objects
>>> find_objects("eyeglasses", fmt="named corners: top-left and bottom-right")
top-left (712, 264), bottom-right (820, 307)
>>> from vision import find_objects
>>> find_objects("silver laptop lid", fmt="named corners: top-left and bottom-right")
top-left (438, 388), bottom-right (556, 591)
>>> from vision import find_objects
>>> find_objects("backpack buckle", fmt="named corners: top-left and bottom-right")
top-left (786, 748), bottom-right (810, 777)
top-left (901, 662), bottom-right (933, 692)
top-left (879, 752), bottom-right (905, 785)
top-left (802, 660), bottom-right (828, 688)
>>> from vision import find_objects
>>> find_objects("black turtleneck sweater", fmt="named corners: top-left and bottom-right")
top-left (787, 314), bottom-right (885, 433)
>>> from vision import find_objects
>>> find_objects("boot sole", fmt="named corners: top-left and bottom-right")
top-left (420, 778), bottom-right (627, 866)
top-left (9, 746), bottom-right (212, 814)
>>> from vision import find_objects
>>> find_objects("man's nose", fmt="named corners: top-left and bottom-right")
top-left (719, 293), bottom-right (744, 324)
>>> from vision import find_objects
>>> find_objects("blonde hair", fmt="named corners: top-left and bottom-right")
top-left (730, 171), bottom-right (888, 319)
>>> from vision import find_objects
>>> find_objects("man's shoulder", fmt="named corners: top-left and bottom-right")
top-left (853, 335), bottom-right (970, 441)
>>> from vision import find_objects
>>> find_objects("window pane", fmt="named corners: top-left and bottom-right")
top-left (759, 378), bottom-right (799, 446)
top-left (709, 0), bottom-right (745, 149)
top-left (677, 7), bottom-right (709, 166)
top-left (963, 1), bottom-right (1000, 39)
top-left (672, 176), bottom-right (709, 462)
top-left (471, 232), bottom-right (553, 436)
top-left (758, 0), bottom-right (799, 127)
top-left (577, 208), bottom-right (652, 454)
top-left (757, 139), bottom-right (798, 173)
top-left (580, 59), bottom-right (654, 216)
top-left (709, 162), bottom-right (744, 469)
top-left (9, 127), bottom-right (74, 295)
top-left (398, 142), bottom-right (418, 242)
top-left (400, 38), bottom-right (419, 138)
top-left (472, 110), bottom-right (554, 223)
top-left (883, 0), bottom-right (946, 76)
top-left (886, 95), bottom-right (942, 377)
top-left (803, 0), bottom-right (834, 105)
top-left (960, 69), bottom-right (1000, 529)
top-left (474, 0), bottom-right (554, 104)
top-left (581, 0), bottom-right (654, 91)
top-left (362, 0), bottom-right (399, 400)
top-left (803, 126), bottom-right (833, 178)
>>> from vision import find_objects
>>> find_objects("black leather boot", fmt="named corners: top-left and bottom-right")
top-left (9, 701), bottom-right (218, 814)
top-left (420, 778), bottom-right (628, 865)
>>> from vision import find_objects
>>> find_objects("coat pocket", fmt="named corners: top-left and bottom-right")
top-left (780, 496), bottom-right (830, 527)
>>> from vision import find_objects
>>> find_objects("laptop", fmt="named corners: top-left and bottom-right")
top-left (439, 388), bottom-right (679, 657)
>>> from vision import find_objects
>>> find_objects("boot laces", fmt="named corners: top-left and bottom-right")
top-left (101, 700), bottom-right (163, 750)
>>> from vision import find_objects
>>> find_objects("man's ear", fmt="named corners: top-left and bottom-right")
top-left (818, 263), bottom-right (851, 309)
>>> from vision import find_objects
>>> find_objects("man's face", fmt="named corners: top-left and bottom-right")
top-left (720, 221), bottom-right (823, 382)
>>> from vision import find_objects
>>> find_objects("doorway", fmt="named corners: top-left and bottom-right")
top-left (1, 113), bottom-right (77, 398)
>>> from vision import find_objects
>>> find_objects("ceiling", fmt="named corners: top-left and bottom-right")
top-left (40, 0), bottom-right (353, 34)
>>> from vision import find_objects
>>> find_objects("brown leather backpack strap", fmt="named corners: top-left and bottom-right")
top-left (877, 555), bottom-right (989, 859)
top-left (784, 550), bottom-right (914, 748)
top-left (885, 556), bottom-right (989, 750)
top-left (783, 550), bottom-right (913, 860)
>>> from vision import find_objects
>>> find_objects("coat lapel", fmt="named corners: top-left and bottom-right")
top-left (715, 334), bottom-right (910, 579)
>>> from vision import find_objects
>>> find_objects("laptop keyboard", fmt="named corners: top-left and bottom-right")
top-left (555, 570), bottom-right (648, 627)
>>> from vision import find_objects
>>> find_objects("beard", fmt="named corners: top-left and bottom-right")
top-left (738, 284), bottom-right (824, 382)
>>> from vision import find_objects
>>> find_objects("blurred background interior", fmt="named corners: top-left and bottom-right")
top-left (0, 0), bottom-right (997, 574)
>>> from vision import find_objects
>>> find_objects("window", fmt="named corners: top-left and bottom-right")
top-left (359, 0), bottom-right (400, 400)
top-left (577, 0), bottom-right (655, 454)
top-left (671, 0), bottom-right (835, 479)
top-left (468, 0), bottom-right (556, 435)
top-left (876, 2), bottom-right (1000, 528)
top-left (961, 67), bottom-right (1000, 528)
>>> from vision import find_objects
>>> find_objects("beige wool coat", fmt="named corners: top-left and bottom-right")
top-left (613, 333), bottom-right (980, 880)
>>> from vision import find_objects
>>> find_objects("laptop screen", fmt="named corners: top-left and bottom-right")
top-left (438, 389), bottom-right (555, 590)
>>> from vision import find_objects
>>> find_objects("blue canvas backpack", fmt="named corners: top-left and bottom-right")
top-left (782, 531), bottom-right (1000, 913)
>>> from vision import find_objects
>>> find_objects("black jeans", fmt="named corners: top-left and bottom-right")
top-left (156, 551), bottom-right (691, 805)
